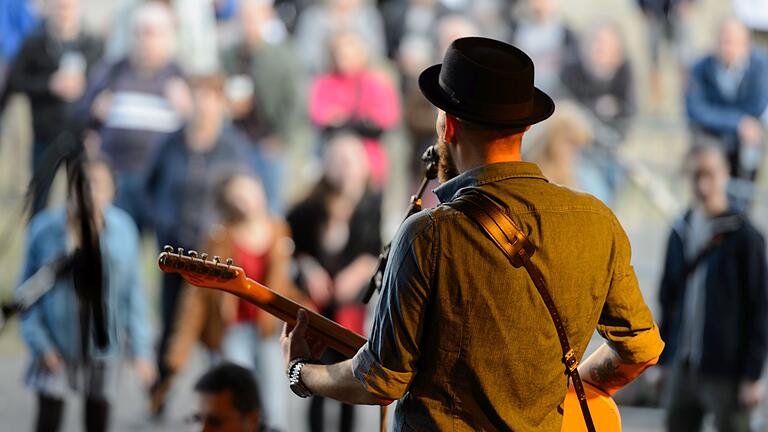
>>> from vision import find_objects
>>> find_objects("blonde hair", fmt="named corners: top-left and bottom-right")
top-left (525, 101), bottom-right (593, 162)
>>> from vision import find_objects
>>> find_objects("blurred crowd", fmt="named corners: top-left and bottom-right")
top-left (1, 0), bottom-right (768, 431)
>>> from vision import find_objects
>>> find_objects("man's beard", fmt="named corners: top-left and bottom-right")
top-left (437, 138), bottom-right (460, 183)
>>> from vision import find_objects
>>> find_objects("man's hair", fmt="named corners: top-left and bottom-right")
top-left (685, 134), bottom-right (731, 173)
top-left (453, 115), bottom-right (527, 141)
top-left (194, 363), bottom-right (262, 415)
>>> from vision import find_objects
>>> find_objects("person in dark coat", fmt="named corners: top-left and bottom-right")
top-left (286, 132), bottom-right (381, 432)
top-left (561, 21), bottom-right (635, 144)
top-left (659, 142), bottom-right (768, 432)
top-left (78, 2), bottom-right (192, 230)
top-left (7, 0), bottom-right (102, 214)
top-left (143, 75), bottom-right (251, 415)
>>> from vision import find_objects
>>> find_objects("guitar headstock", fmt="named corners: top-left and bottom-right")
top-left (158, 245), bottom-right (246, 291)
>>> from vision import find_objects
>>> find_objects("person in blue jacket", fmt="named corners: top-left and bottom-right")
top-left (17, 156), bottom-right (155, 432)
top-left (685, 17), bottom-right (768, 182)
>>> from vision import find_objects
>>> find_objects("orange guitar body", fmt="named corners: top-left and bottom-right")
top-left (562, 381), bottom-right (621, 431)
top-left (158, 247), bottom-right (622, 431)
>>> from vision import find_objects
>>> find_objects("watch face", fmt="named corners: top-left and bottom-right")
top-left (290, 381), bottom-right (312, 398)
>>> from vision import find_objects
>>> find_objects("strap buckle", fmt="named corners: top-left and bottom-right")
top-left (510, 236), bottom-right (535, 267)
top-left (563, 349), bottom-right (579, 374)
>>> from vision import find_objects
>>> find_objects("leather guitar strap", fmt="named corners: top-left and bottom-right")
top-left (446, 189), bottom-right (597, 432)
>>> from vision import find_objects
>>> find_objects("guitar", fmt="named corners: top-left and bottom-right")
top-left (158, 246), bottom-right (621, 431)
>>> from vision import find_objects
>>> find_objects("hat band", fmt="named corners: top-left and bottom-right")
top-left (438, 76), bottom-right (534, 117)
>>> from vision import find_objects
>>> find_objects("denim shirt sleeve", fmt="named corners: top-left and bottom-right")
top-left (352, 211), bottom-right (436, 399)
top-left (597, 217), bottom-right (665, 363)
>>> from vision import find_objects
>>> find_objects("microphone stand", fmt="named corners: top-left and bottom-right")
top-left (360, 145), bottom-right (439, 304)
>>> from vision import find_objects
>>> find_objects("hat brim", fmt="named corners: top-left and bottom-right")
top-left (418, 64), bottom-right (555, 128)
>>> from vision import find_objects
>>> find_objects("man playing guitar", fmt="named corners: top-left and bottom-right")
top-left (281, 37), bottom-right (665, 431)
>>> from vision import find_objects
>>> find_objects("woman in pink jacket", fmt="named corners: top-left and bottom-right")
top-left (309, 30), bottom-right (400, 188)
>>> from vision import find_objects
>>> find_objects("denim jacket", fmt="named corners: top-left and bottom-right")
top-left (17, 206), bottom-right (152, 365)
top-left (352, 162), bottom-right (664, 431)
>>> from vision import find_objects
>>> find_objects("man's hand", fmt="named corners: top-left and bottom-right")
top-left (42, 351), bottom-right (63, 372)
top-left (49, 70), bottom-right (86, 102)
top-left (281, 309), bottom-right (325, 368)
top-left (91, 90), bottom-right (113, 122)
top-left (739, 379), bottom-right (764, 408)
top-left (299, 257), bottom-right (334, 307)
top-left (164, 77), bottom-right (193, 119)
top-left (738, 116), bottom-right (763, 144)
top-left (134, 359), bottom-right (158, 388)
top-left (334, 255), bottom-right (378, 303)
top-left (281, 312), bottom-right (387, 405)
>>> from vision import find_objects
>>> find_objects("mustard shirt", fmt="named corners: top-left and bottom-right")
top-left (352, 161), bottom-right (665, 431)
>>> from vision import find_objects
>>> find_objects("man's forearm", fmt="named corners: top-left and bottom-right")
top-left (578, 343), bottom-right (659, 395)
top-left (301, 359), bottom-right (393, 405)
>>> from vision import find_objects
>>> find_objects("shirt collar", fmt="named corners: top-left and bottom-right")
top-left (433, 161), bottom-right (549, 203)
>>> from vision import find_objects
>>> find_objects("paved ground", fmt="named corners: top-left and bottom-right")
top-left (0, 346), bottom-right (670, 432)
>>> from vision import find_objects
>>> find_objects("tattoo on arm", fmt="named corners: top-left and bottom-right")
top-left (588, 356), bottom-right (631, 391)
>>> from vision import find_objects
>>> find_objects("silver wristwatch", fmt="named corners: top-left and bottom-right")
top-left (287, 357), bottom-right (313, 398)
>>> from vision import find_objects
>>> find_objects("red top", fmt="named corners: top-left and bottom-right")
top-left (233, 242), bottom-right (269, 323)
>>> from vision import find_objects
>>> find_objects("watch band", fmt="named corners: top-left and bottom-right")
top-left (287, 357), bottom-right (314, 398)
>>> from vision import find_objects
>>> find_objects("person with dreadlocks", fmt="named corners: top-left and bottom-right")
top-left (16, 146), bottom-right (155, 432)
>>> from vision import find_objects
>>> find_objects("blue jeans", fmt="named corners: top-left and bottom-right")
top-left (223, 323), bottom-right (288, 430)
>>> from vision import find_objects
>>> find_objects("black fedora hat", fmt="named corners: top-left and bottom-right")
top-left (419, 37), bottom-right (555, 128)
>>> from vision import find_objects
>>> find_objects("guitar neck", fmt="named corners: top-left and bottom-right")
top-left (230, 278), bottom-right (367, 359)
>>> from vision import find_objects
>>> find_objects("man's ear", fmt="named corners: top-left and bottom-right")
top-left (444, 114), bottom-right (457, 144)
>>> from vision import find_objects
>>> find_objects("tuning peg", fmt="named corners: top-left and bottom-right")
top-left (163, 245), bottom-right (173, 253)
top-left (200, 253), bottom-right (208, 261)
top-left (213, 256), bottom-right (220, 264)
top-left (177, 247), bottom-right (185, 256)
top-left (226, 258), bottom-right (233, 266)
top-left (189, 250), bottom-right (198, 258)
